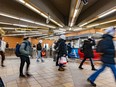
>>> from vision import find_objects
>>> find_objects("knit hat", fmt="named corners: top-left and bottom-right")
top-left (60, 35), bottom-right (66, 40)
top-left (23, 37), bottom-right (29, 40)
top-left (105, 26), bottom-right (116, 36)
top-left (39, 40), bottom-right (43, 43)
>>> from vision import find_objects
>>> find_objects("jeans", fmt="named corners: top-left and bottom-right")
top-left (20, 56), bottom-right (30, 75)
top-left (37, 51), bottom-right (43, 61)
top-left (88, 64), bottom-right (116, 82)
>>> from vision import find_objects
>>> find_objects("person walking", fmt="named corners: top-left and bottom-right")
top-left (19, 37), bottom-right (32, 77)
top-left (55, 35), bottom-right (67, 71)
top-left (0, 36), bottom-right (6, 67)
top-left (32, 44), bottom-right (37, 59)
top-left (79, 38), bottom-right (96, 70)
top-left (52, 41), bottom-right (57, 61)
top-left (87, 27), bottom-right (116, 86)
top-left (37, 40), bottom-right (44, 62)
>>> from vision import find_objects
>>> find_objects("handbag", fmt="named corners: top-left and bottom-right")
top-left (59, 56), bottom-right (67, 64)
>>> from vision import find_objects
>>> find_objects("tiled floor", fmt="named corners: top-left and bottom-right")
top-left (0, 58), bottom-right (116, 87)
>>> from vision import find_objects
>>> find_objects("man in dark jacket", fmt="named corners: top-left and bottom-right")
top-left (55, 35), bottom-right (67, 71)
top-left (79, 38), bottom-right (96, 70)
top-left (87, 27), bottom-right (116, 86)
top-left (19, 37), bottom-right (32, 77)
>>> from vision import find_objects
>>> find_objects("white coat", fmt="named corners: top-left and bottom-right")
top-left (0, 40), bottom-right (6, 52)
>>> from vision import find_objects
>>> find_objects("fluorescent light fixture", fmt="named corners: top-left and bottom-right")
top-left (25, 3), bottom-right (41, 15)
top-left (73, 9), bottom-right (79, 18)
top-left (0, 22), bottom-right (12, 25)
top-left (73, 27), bottom-right (83, 31)
top-left (79, 23), bottom-right (88, 27)
top-left (70, 9), bottom-right (79, 27)
top-left (17, 0), bottom-right (63, 27)
top-left (13, 24), bottom-right (28, 27)
top-left (20, 18), bottom-right (35, 23)
top-left (2, 27), bottom-right (15, 30)
top-left (17, 0), bottom-right (25, 4)
top-left (79, 7), bottom-right (116, 27)
top-left (79, 17), bottom-right (98, 27)
top-left (98, 9), bottom-right (116, 18)
top-left (0, 13), bottom-right (19, 20)
top-left (50, 18), bottom-right (63, 27)
top-left (87, 19), bottom-right (116, 28)
top-left (100, 19), bottom-right (116, 25)
top-left (0, 12), bottom-right (56, 28)
top-left (70, 23), bottom-right (73, 27)
top-left (87, 24), bottom-right (99, 28)
top-left (69, 28), bottom-right (72, 30)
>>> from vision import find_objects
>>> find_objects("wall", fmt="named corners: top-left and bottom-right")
top-left (4, 36), bottom-right (23, 48)
top-left (3, 36), bottom-right (54, 48)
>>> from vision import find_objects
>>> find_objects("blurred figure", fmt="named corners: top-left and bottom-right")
top-left (32, 44), bottom-right (37, 59)
top-left (19, 37), bottom-right (32, 77)
top-left (0, 36), bottom-right (6, 67)
top-left (52, 41), bottom-right (57, 61)
top-left (87, 27), bottom-right (116, 86)
top-left (6, 42), bottom-right (9, 48)
top-left (79, 38), bottom-right (96, 70)
top-left (55, 35), bottom-right (67, 71)
top-left (67, 42), bottom-right (72, 58)
top-left (37, 40), bottom-right (44, 62)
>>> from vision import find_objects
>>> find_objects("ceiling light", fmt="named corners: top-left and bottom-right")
top-left (0, 13), bottom-right (19, 20)
top-left (0, 22), bottom-right (12, 25)
top-left (17, 0), bottom-right (63, 27)
top-left (87, 24), bottom-right (100, 28)
top-left (73, 27), bottom-right (83, 31)
top-left (79, 17), bottom-right (98, 27)
top-left (13, 24), bottom-right (28, 27)
top-left (100, 19), bottom-right (116, 25)
top-left (0, 12), bottom-right (56, 28)
top-left (73, 9), bottom-right (79, 18)
top-left (69, 28), bottom-right (72, 30)
top-left (69, 9), bottom-right (79, 27)
top-left (86, 19), bottom-right (116, 28)
top-left (79, 7), bottom-right (116, 27)
top-left (50, 18), bottom-right (63, 27)
top-left (98, 9), bottom-right (116, 18)
top-left (17, 0), bottom-right (25, 4)
top-left (20, 18), bottom-right (35, 23)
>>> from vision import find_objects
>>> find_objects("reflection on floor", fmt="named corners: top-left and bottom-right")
top-left (0, 58), bottom-right (116, 87)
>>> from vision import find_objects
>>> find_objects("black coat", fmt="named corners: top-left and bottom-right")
top-left (97, 34), bottom-right (115, 64)
top-left (82, 39), bottom-right (95, 58)
top-left (55, 39), bottom-right (67, 57)
top-left (37, 43), bottom-right (42, 50)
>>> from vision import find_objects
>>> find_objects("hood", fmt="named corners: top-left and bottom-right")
top-left (102, 34), bottom-right (113, 39)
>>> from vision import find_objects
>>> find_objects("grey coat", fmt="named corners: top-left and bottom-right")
top-left (20, 40), bottom-right (32, 57)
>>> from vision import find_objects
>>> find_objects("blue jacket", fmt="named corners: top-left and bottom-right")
top-left (97, 34), bottom-right (115, 64)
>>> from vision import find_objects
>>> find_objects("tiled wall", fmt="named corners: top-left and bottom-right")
top-left (3, 36), bottom-right (54, 48)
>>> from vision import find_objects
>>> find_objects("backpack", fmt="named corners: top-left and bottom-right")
top-left (15, 42), bottom-right (27, 57)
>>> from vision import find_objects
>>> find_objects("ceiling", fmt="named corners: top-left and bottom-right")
top-left (0, 0), bottom-right (116, 37)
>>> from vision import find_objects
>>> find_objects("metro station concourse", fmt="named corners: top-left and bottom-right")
top-left (0, 0), bottom-right (116, 87)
